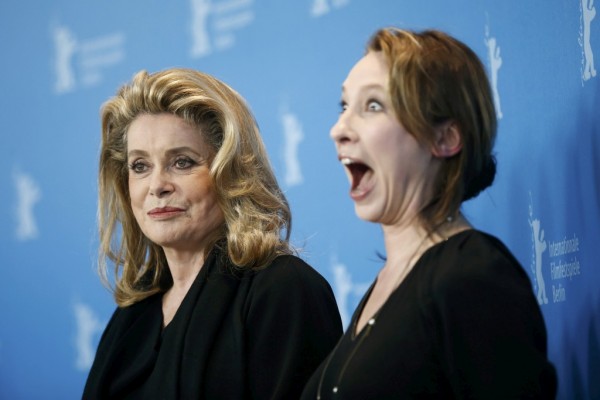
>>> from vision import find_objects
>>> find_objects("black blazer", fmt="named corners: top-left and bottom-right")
top-left (83, 250), bottom-right (343, 399)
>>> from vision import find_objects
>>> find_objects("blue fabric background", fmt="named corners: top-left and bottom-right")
top-left (0, 1), bottom-right (598, 398)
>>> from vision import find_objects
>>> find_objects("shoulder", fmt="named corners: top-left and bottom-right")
top-left (270, 254), bottom-right (327, 279)
top-left (422, 230), bottom-right (532, 297)
top-left (241, 254), bottom-right (337, 306)
top-left (417, 229), bottom-right (547, 336)
top-left (430, 229), bottom-right (524, 276)
top-left (251, 254), bottom-right (331, 287)
top-left (436, 229), bottom-right (517, 262)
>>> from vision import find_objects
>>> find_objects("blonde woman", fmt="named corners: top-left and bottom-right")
top-left (83, 68), bottom-right (342, 399)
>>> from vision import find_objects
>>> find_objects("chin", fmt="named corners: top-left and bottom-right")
top-left (354, 206), bottom-right (381, 224)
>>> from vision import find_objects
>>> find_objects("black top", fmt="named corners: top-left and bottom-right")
top-left (83, 250), bottom-right (343, 399)
top-left (301, 230), bottom-right (557, 399)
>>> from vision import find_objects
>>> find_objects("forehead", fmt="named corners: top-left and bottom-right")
top-left (342, 51), bottom-right (389, 92)
top-left (127, 113), bottom-right (204, 148)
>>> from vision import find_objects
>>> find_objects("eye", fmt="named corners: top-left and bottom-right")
top-left (173, 156), bottom-right (196, 170)
top-left (367, 99), bottom-right (383, 112)
top-left (129, 160), bottom-right (148, 174)
top-left (339, 100), bottom-right (348, 113)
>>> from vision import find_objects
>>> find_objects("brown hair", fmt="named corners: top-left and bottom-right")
top-left (98, 68), bottom-right (292, 306)
top-left (367, 28), bottom-right (497, 231)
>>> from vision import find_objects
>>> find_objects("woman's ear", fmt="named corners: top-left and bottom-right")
top-left (431, 121), bottom-right (462, 158)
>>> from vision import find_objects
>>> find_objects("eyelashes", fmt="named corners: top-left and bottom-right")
top-left (129, 160), bottom-right (148, 174)
top-left (338, 98), bottom-right (384, 113)
top-left (128, 156), bottom-right (200, 175)
top-left (366, 99), bottom-right (383, 111)
top-left (173, 157), bottom-right (197, 169)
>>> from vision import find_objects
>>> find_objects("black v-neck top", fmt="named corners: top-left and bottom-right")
top-left (83, 250), bottom-right (343, 399)
top-left (301, 230), bottom-right (557, 399)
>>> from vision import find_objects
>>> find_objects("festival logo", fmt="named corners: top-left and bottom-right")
top-left (52, 22), bottom-right (125, 94)
top-left (330, 254), bottom-right (370, 327)
top-left (529, 199), bottom-right (549, 305)
top-left (280, 109), bottom-right (304, 187)
top-left (189, 0), bottom-right (255, 58)
top-left (311, 0), bottom-right (349, 17)
top-left (580, 0), bottom-right (597, 82)
top-left (529, 192), bottom-right (582, 305)
top-left (190, 0), bottom-right (212, 57)
top-left (73, 301), bottom-right (105, 370)
top-left (484, 23), bottom-right (503, 119)
top-left (53, 24), bottom-right (77, 94)
top-left (13, 169), bottom-right (41, 241)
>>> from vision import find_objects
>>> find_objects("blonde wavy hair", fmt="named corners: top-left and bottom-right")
top-left (99, 68), bottom-right (292, 306)
top-left (367, 28), bottom-right (497, 231)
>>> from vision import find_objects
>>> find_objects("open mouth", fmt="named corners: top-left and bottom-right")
top-left (341, 158), bottom-right (373, 194)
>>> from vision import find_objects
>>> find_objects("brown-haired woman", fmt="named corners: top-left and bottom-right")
top-left (301, 28), bottom-right (557, 399)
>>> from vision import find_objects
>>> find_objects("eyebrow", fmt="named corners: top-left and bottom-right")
top-left (127, 146), bottom-right (204, 159)
top-left (341, 82), bottom-right (386, 94)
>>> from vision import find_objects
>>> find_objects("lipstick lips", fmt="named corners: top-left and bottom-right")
top-left (148, 206), bottom-right (185, 218)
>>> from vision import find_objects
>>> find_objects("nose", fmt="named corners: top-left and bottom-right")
top-left (149, 168), bottom-right (175, 198)
top-left (330, 110), bottom-right (356, 145)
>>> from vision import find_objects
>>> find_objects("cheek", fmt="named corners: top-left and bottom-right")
top-left (128, 178), bottom-right (145, 209)
top-left (368, 131), bottom-right (402, 171)
top-left (190, 170), bottom-right (215, 195)
top-left (188, 175), bottom-right (220, 208)
top-left (126, 181), bottom-right (147, 231)
top-left (370, 123), bottom-right (399, 149)
top-left (197, 185), bottom-right (221, 211)
top-left (204, 184), bottom-right (223, 218)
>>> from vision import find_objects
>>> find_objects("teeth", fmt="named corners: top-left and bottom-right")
top-left (341, 158), bottom-right (353, 165)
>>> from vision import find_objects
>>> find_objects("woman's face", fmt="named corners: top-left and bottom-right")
top-left (330, 51), bottom-right (438, 226)
top-left (127, 113), bottom-right (224, 254)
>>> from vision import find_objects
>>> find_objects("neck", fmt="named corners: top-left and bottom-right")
top-left (381, 220), bottom-right (428, 266)
top-left (381, 212), bottom-right (472, 267)
top-left (162, 247), bottom-right (208, 291)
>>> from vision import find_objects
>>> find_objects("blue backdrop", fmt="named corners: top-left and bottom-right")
top-left (1, 1), bottom-right (598, 398)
